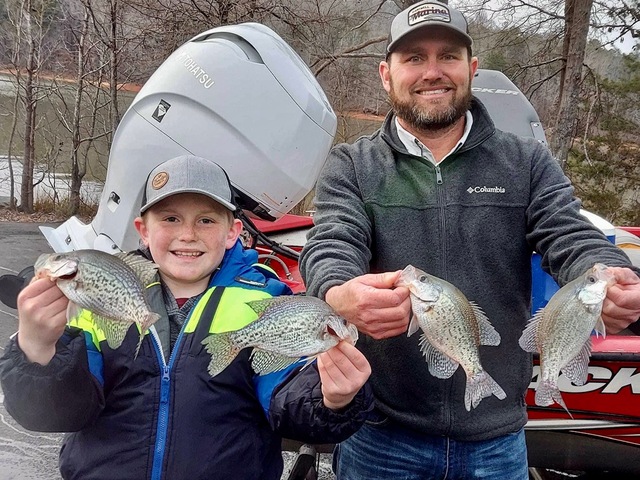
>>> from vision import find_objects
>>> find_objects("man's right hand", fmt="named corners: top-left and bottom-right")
top-left (16, 278), bottom-right (69, 365)
top-left (325, 271), bottom-right (411, 339)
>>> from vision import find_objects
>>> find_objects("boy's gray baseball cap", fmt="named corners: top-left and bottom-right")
top-left (140, 155), bottom-right (236, 214)
top-left (387, 1), bottom-right (473, 56)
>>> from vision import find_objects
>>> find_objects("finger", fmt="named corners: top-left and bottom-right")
top-left (360, 316), bottom-right (409, 337)
top-left (601, 313), bottom-right (630, 335)
top-left (605, 283), bottom-right (640, 311)
top-left (19, 283), bottom-right (66, 313)
top-left (322, 344), bottom-right (371, 384)
top-left (319, 354), bottom-right (347, 385)
top-left (317, 353), bottom-right (342, 389)
top-left (360, 271), bottom-right (403, 289)
top-left (20, 277), bottom-right (58, 299)
top-left (333, 341), bottom-right (371, 374)
top-left (607, 267), bottom-right (640, 285)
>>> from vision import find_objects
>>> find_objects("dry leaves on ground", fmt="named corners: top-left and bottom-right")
top-left (0, 208), bottom-right (70, 223)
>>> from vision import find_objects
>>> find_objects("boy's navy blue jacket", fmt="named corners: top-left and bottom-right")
top-left (0, 241), bottom-right (373, 480)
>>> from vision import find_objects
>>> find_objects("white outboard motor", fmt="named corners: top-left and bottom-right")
top-left (40, 23), bottom-right (337, 253)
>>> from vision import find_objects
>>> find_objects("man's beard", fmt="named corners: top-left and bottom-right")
top-left (389, 81), bottom-right (472, 132)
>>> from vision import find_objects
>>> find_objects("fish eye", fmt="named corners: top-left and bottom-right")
top-left (419, 275), bottom-right (428, 283)
top-left (586, 274), bottom-right (597, 284)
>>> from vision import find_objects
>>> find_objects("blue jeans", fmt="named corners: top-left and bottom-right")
top-left (333, 418), bottom-right (528, 480)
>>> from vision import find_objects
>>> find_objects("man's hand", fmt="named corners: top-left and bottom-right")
top-left (16, 278), bottom-right (69, 365)
top-left (601, 267), bottom-right (640, 334)
top-left (317, 341), bottom-right (371, 411)
top-left (325, 271), bottom-right (411, 339)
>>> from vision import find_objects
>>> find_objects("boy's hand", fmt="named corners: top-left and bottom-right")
top-left (317, 341), bottom-right (371, 411)
top-left (325, 272), bottom-right (411, 340)
top-left (16, 278), bottom-right (69, 365)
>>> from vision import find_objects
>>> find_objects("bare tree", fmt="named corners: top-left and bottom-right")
top-left (550, 0), bottom-right (593, 167)
top-left (19, 0), bottom-right (46, 213)
top-left (67, 0), bottom-right (92, 213)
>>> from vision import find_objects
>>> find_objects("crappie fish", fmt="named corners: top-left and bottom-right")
top-left (519, 263), bottom-right (615, 415)
top-left (396, 265), bottom-right (506, 411)
top-left (34, 250), bottom-right (160, 358)
top-left (202, 295), bottom-right (358, 377)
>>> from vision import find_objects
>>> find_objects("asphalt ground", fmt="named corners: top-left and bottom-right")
top-left (0, 221), bottom-right (334, 480)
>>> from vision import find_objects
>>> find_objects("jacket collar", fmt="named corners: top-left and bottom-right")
top-left (209, 240), bottom-right (292, 296)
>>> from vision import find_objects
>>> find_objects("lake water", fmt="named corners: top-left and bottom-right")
top-left (0, 157), bottom-right (103, 207)
top-left (0, 72), bottom-right (135, 210)
top-left (0, 72), bottom-right (381, 213)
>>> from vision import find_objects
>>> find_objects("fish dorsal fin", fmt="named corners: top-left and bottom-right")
top-left (250, 348), bottom-right (305, 375)
top-left (518, 311), bottom-right (544, 353)
top-left (114, 252), bottom-right (158, 285)
top-left (418, 334), bottom-right (459, 379)
top-left (470, 302), bottom-right (500, 346)
top-left (560, 338), bottom-right (592, 386)
top-left (245, 296), bottom-right (289, 316)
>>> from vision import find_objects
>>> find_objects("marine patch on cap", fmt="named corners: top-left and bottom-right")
top-left (408, 3), bottom-right (451, 26)
top-left (151, 172), bottom-right (169, 190)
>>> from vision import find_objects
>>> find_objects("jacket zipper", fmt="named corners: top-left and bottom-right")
top-left (434, 164), bottom-right (443, 184)
top-left (149, 321), bottom-right (189, 480)
top-left (414, 139), bottom-right (443, 185)
top-left (416, 138), bottom-right (451, 431)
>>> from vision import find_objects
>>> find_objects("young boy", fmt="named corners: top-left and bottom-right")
top-left (0, 155), bottom-right (373, 480)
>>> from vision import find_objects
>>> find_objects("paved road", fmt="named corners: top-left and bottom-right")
top-left (0, 222), bottom-right (63, 480)
top-left (0, 221), bottom-right (334, 480)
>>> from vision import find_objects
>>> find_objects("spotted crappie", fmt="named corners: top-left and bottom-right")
top-left (519, 263), bottom-right (615, 415)
top-left (202, 295), bottom-right (358, 377)
top-left (34, 250), bottom-right (160, 358)
top-left (395, 265), bottom-right (506, 411)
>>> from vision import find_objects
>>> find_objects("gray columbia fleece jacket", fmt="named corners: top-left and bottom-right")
top-left (300, 98), bottom-right (637, 441)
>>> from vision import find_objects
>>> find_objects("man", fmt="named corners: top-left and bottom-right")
top-left (299, 1), bottom-right (640, 479)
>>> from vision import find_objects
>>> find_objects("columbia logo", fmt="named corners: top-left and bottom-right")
top-left (467, 186), bottom-right (506, 194)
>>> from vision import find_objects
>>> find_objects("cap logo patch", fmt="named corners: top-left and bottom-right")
top-left (408, 3), bottom-right (451, 25)
top-left (151, 172), bottom-right (169, 190)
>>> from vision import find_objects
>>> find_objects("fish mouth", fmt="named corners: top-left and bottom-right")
top-left (395, 265), bottom-right (416, 288)
top-left (45, 261), bottom-right (79, 279)
top-left (326, 323), bottom-right (356, 342)
top-left (594, 264), bottom-right (616, 286)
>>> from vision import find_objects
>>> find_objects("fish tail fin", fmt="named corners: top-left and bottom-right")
top-left (201, 333), bottom-right (240, 377)
top-left (465, 370), bottom-right (507, 411)
top-left (134, 312), bottom-right (161, 360)
top-left (536, 380), bottom-right (572, 418)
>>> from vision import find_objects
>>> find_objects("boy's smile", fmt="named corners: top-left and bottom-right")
top-left (134, 192), bottom-right (242, 298)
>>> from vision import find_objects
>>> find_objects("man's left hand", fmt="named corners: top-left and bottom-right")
top-left (602, 267), bottom-right (640, 334)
